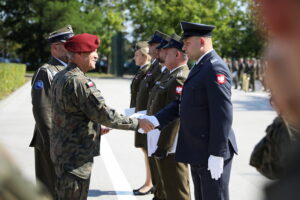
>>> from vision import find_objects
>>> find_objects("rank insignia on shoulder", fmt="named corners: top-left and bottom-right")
top-left (34, 80), bottom-right (44, 89)
top-left (216, 74), bottom-right (226, 84)
top-left (86, 81), bottom-right (94, 87)
top-left (176, 86), bottom-right (183, 94)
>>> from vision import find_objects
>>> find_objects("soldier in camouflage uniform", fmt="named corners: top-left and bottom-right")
top-left (147, 34), bottom-right (191, 200)
top-left (132, 31), bottom-right (170, 198)
top-left (50, 33), bottom-right (152, 200)
top-left (0, 144), bottom-right (52, 200)
top-left (29, 25), bottom-right (74, 198)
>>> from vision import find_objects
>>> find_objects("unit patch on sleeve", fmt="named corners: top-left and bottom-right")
top-left (216, 74), bottom-right (226, 84)
top-left (34, 80), bottom-right (44, 89)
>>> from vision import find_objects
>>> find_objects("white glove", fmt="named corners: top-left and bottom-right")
top-left (137, 115), bottom-right (159, 134)
top-left (142, 115), bottom-right (160, 127)
top-left (208, 155), bottom-right (224, 180)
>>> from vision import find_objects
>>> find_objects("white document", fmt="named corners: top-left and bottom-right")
top-left (147, 129), bottom-right (160, 157)
top-left (124, 107), bottom-right (136, 116)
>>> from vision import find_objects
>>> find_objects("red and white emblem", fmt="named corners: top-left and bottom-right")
top-left (87, 81), bottom-right (94, 87)
top-left (216, 74), bottom-right (226, 84)
top-left (176, 86), bottom-right (183, 94)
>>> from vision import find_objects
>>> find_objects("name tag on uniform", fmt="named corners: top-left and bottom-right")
top-left (159, 86), bottom-right (165, 89)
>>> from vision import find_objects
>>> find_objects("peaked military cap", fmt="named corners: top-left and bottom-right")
top-left (162, 34), bottom-right (184, 52)
top-left (48, 25), bottom-right (74, 43)
top-left (180, 21), bottom-right (215, 39)
top-left (156, 34), bottom-right (171, 49)
top-left (148, 31), bottom-right (169, 44)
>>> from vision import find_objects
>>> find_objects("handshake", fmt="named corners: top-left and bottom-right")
top-left (136, 115), bottom-right (159, 133)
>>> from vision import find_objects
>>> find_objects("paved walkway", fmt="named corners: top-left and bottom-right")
top-left (0, 78), bottom-right (275, 200)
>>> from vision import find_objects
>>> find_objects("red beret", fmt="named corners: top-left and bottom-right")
top-left (64, 33), bottom-right (100, 53)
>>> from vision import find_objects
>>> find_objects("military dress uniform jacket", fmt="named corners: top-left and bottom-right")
top-left (148, 65), bottom-right (189, 151)
top-left (155, 50), bottom-right (238, 165)
top-left (134, 60), bottom-right (162, 148)
top-left (50, 63), bottom-right (139, 179)
top-left (135, 59), bottom-right (162, 111)
top-left (130, 63), bottom-right (151, 108)
top-left (30, 57), bottom-right (65, 151)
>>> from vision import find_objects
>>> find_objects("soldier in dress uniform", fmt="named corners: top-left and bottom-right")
top-left (50, 33), bottom-right (153, 200)
top-left (130, 41), bottom-right (152, 108)
top-left (130, 41), bottom-right (155, 195)
top-left (132, 31), bottom-right (170, 198)
top-left (147, 34), bottom-right (191, 200)
top-left (143, 21), bottom-right (238, 200)
top-left (29, 25), bottom-right (74, 198)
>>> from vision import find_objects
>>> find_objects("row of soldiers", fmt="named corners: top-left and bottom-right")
top-left (130, 32), bottom-right (191, 200)
top-left (224, 57), bottom-right (266, 92)
top-left (129, 21), bottom-right (237, 200)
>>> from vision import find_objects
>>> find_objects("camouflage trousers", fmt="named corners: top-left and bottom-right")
top-left (55, 173), bottom-right (90, 200)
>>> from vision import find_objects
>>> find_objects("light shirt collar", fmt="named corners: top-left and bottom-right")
top-left (161, 66), bottom-right (167, 72)
top-left (170, 64), bottom-right (185, 74)
top-left (140, 63), bottom-right (149, 69)
top-left (151, 59), bottom-right (157, 65)
top-left (54, 57), bottom-right (67, 67)
top-left (195, 49), bottom-right (214, 65)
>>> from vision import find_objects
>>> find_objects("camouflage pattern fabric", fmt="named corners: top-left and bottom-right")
top-left (50, 63), bottom-right (138, 180)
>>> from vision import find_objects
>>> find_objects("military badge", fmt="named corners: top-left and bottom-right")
top-left (86, 81), bottom-right (94, 87)
top-left (216, 74), bottom-right (226, 84)
top-left (176, 86), bottom-right (183, 94)
top-left (34, 80), bottom-right (44, 89)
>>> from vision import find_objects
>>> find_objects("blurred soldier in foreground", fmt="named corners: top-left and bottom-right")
top-left (50, 33), bottom-right (153, 200)
top-left (254, 0), bottom-right (300, 199)
top-left (29, 25), bottom-right (74, 198)
top-left (147, 34), bottom-right (191, 200)
top-left (0, 144), bottom-right (52, 200)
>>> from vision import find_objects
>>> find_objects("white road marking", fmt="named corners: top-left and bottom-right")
top-left (101, 137), bottom-right (137, 200)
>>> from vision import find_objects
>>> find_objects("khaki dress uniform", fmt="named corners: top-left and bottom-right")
top-left (130, 63), bottom-right (151, 108)
top-left (134, 59), bottom-right (162, 148)
top-left (29, 57), bottom-right (65, 197)
top-left (148, 65), bottom-right (191, 200)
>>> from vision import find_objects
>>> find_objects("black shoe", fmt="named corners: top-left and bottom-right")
top-left (133, 186), bottom-right (154, 195)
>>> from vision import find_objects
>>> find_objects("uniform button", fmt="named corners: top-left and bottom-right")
top-left (200, 134), bottom-right (206, 139)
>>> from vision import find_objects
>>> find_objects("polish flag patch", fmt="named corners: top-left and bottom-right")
top-left (176, 86), bottom-right (183, 94)
top-left (87, 81), bottom-right (94, 87)
top-left (216, 74), bottom-right (226, 84)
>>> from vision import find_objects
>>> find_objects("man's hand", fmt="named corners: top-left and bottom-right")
top-left (100, 126), bottom-right (112, 135)
top-left (207, 155), bottom-right (224, 180)
top-left (138, 118), bottom-right (155, 133)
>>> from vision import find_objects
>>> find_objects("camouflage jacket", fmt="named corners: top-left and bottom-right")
top-left (0, 144), bottom-right (52, 200)
top-left (50, 63), bottom-right (138, 179)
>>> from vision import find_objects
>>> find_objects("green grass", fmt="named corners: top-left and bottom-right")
top-left (0, 63), bottom-right (27, 100)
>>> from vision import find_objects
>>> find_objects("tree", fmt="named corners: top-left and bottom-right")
top-left (123, 0), bottom-right (264, 58)
top-left (0, 0), bottom-right (125, 70)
